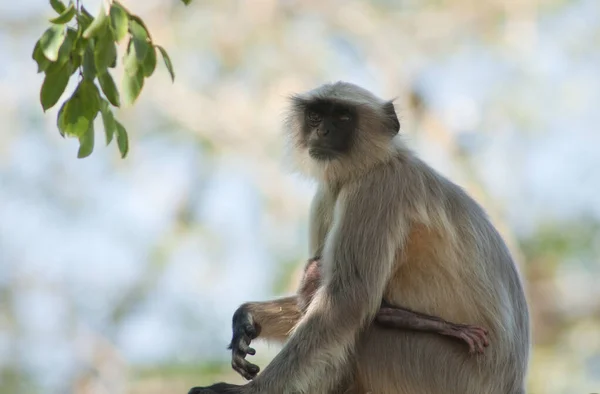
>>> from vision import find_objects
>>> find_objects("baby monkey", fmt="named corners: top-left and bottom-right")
top-left (229, 256), bottom-right (490, 381)
top-left (299, 256), bottom-right (490, 353)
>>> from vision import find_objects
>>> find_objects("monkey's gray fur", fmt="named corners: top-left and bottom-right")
top-left (190, 81), bottom-right (530, 394)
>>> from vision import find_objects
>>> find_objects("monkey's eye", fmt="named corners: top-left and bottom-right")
top-left (339, 113), bottom-right (351, 121)
top-left (307, 111), bottom-right (321, 124)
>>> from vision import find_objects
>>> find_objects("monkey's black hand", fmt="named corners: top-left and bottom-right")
top-left (228, 305), bottom-right (260, 380)
top-left (188, 382), bottom-right (243, 394)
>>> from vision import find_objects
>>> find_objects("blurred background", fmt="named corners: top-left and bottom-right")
top-left (1, 0), bottom-right (600, 393)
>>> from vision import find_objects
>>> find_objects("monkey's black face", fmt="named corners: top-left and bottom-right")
top-left (301, 100), bottom-right (358, 161)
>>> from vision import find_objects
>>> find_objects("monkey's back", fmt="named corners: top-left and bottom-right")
top-left (357, 153), bottom-right (530, 394)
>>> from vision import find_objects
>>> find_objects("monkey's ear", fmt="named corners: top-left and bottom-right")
top-left (383, 101), bottom-right (400, 134)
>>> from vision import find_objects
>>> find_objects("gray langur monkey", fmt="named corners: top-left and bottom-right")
top-left (227, 255), bottom-right (490, 381)
top-left (189, 81), bottom-right (530, 394)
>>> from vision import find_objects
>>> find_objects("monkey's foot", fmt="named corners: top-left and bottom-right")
top-left (440, 324), bottom-right (489, 354)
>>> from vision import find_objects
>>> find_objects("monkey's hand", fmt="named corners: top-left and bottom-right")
top-left (439, 323), bottom-right (490, 355)
top-left (188, 382), bottom-right (244, 394)
top-left (228, 305), bottom-right (260, 380)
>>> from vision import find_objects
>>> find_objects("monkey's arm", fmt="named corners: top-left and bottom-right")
top-left (228, 297), bottom-right (302, 380)
top-left (232, 298), bottom-right (302, 342)
top-left (191, 176), bottom-right (404, 393)
top-left (228, 185), bottom-right (331, 380)
top-left (308, 186), bottom-right (330, 257)
top-left (245, 177), bottom-right (404, 393)
top-left (376, 304), bottom-right (490, 354)
top-left (230, 256), bottom-right (324, 381)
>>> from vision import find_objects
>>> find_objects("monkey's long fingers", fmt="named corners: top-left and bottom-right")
top-left (444, 325), bottom-right (489, 354)
top-left (229, 321), bottom-right (258, 357)
top-left (464, 325), bottom-right (490, 348)
top-left (455, 330), bottom-right (478, 354)
top-left (466, 325), bottom-right (490, 350)
top-left (456, 323), bottom-right (489, 335)
top-left (236, 337), bottom-right (256, 356)
top-left (232, 335), bottom-right (258, 376)
top-left (231, 352), bottom-right (260, 381)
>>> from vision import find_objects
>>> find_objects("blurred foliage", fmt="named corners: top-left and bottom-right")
top-left (522, 217), bottom-right (600, 263)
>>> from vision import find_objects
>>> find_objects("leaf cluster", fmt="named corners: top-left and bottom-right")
top-left (32, 0), bottom-right (179, 159)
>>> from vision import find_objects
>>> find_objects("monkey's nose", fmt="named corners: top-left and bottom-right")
top-left (319, 128), bottom-right (330, 137)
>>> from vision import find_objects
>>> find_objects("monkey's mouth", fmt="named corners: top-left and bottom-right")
top-left (308, 147), bottom-right (337, 161)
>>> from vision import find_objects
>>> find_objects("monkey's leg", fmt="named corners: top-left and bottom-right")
top-left (376, 304), bottom-right (490, 354)
top-left (229, 297), bottom-right (302, 380)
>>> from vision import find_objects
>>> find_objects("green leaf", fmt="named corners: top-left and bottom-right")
top-left (56, 99), bottom-right (68, 137)
top-left (40, 62), bottom-right (72, 111)
top-left (98, 72), bottom-right (120, 107)
top-left (83, 4), bottom-right (109, 39)
top-left (94, 32), bottom-right (117, 73)
top-left (78, 7), bottom-right (94, 31)
top-left (181, 0), bottom-right (192, 5)
top-left (83, 43), bottom-right (97, 80)
top-left (143, 46), bottom-right (157, 77)
top-left (100, 101), bottom-right (116, 145)
top-left (81, 6), bottom-right (93, 20)
top-left (32, 41), bottom-right (51, 73)
top-left (156, 45), bottom-right (175, 82)
top-left (109, 4), bottom-right (129, 42)
top-left (77, 80), bottom-right (101, 120)
top-left (71, 51), bottom-right (82, 70)
top-left (45, 28), bottom-right (75, 73)
top-left (129, 15), bottom-right (152, 38)
top-left (50, 0), bottom-right (66, 14)
top-left (61, 28), bottom-right (77, 60)
top-left (77, 122), bottom-right (95, 158)
top-left (109, 53), bottom-right (117, 68)
top-left (74, 32), bottom-right (87, 57)
top-left (122, 69), bottom-right (144, 106)
top-left (59, 96), bottom-right (90, 138)
top-left (115, 120), bottom-right (129, 158)
top-left (129, 18), bottom-right (149, 62)
top-left (123, 39), bottom-right (140, 76)
top-left (49, 3), bottom-right (75, 24)
top-left (58, 81), bottom-right (101, 140)
top-left (39, 24), bottom-right (66, 62)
